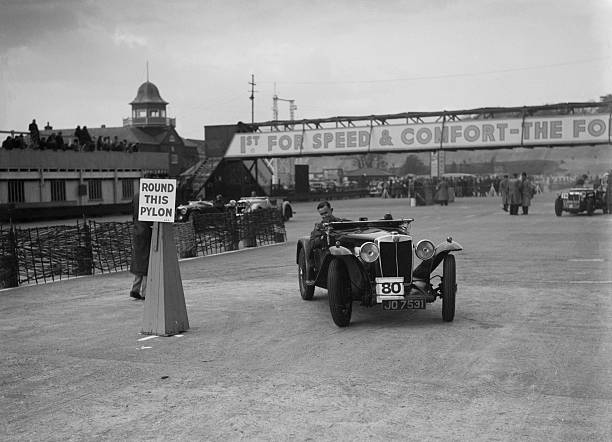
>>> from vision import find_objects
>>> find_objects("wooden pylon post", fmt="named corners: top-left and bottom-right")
top-left (141, 222), bottom-right (189, 336)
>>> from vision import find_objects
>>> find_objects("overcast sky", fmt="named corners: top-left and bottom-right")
top-left (1, 0), bottom-right (610, 139)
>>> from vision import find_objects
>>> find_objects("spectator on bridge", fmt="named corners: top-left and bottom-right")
top-left (74, 125), bottom-right (82, 144)
top-left (2, 134), bottom-right (14, 150)
top-left (28, 119), bottom-right (40, 147)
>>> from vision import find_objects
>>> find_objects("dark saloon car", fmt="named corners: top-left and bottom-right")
top-left (296, 218), bottom-right (462, 327)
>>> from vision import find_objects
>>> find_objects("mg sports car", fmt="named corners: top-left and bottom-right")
top-left (296, 218), bottom-right (462, 327)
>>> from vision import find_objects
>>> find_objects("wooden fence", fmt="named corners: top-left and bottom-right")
top-left (0, 209), bottom-right (285, 288)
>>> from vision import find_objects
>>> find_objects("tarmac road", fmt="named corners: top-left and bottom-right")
top-left (1, 193), bottom-right (611, 440)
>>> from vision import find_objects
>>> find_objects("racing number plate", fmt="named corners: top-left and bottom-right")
top-left (375, 277), bottom-right (404, 296)
top-left (382, 299), bottom-right (426, 310)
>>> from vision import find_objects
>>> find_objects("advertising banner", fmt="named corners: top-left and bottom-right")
top-left (224, 114), bottom-right (610, 158)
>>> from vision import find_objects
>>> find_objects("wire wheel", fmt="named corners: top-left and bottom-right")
top-left (327, 259), bottom-right (352, 327)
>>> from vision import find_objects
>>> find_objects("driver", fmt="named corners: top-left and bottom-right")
top-left (310, 201), bottom-right (344, 246)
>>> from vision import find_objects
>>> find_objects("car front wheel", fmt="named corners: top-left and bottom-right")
top-left (442, 254), bottom-right (456, 322)
top-left (327, 259), bottom-right (352, 327)
top-left (298, 248), bottom-right (314, 300)
top-left (554, 197), bottom-right (563, 216)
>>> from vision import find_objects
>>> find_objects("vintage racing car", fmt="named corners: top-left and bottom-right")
top-left (236, 196), bottom-right (294, 221)
top-left (296, 218), bottom-right (462, 327)
top-left (175, 199), bottom-right (222, 222)
top-left (554, 186), bottom-right (608, 216)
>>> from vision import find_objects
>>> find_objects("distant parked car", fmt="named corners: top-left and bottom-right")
top-left (555, 186), bottom-right (608, 216)
top-left (236, 196), bottom-right (294, 221)
top-left (175, 200), bottom-right (220, 222)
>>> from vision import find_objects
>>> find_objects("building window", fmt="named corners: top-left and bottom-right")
top-left (88, 179), bottom-right (102, 201)
top-left (122, 179), bottom-right (134, 200)
top-left (50, 180), bottom-right (66, 201)
top-left (137, 109), bottom-right (146, 118)
top-left (8, 181), bottom-right (25, 203)
top-left (150, 109), bottom-right (159, 117)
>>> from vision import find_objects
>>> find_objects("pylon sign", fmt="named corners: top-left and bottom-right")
top-left (138, 178), bottom-right (189, 336)
top-left (138, 178), bottom-right (177, 223)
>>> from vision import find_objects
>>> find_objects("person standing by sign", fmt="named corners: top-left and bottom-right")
top-left (130, 190), bottom-right (152, 300)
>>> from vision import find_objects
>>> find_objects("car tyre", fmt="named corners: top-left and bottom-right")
top-left (554, 197), bottom-right (563, 216)
top-left (327, 259), bottom-right (352, 327)
top-left (442, 254), bottom-right (456, 322)
top-left (586, 198), bottom-right (594, 216)
top-left (298, 248), bottom-right (315, 301)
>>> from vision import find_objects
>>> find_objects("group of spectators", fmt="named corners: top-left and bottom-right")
top-left (498, 173), bottom-right (536, 215)
top-left (1, 119), bottom-right (139, 153)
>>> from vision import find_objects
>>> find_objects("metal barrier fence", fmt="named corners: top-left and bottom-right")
top-left (0, 208), bottom-right (285, 288)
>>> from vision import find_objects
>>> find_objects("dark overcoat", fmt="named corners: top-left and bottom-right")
top-left (435, 180), bottom-right (449, 202)
top-left (130, 192), bottom-right (152, 276)
top-left (508, 177), bottom-right (522, 205)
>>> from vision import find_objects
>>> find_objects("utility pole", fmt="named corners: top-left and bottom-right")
top-left (249, 74), bottom-right (256, 125)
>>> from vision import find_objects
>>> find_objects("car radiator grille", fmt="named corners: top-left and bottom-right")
top-left (376, 237), bottom-right (412, 279)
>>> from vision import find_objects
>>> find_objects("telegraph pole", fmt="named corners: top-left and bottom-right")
top-left (249, 74), bottom-right (256, 125)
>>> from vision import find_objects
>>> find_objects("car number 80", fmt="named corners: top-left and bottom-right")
top-left (375, 277), bottom-right (404, 295)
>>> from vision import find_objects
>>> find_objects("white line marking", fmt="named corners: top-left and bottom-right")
top-left (569, 258), bottom-right (604, 262)
top-left (139, 346), bottom-right (152, 349)
top-left (174, 334), bottom-right (183, 337)
top-left (138, 335), bottom-right (158, 341)
top-left (569, 281), bottom-right (612, 284)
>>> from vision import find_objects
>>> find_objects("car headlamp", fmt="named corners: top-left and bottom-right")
top-left (180, 208), bottom-right (187, 214)
top-left (359, 242), bottom-right (379, 263)
top-left (415, 239), bottom-right (435, 260)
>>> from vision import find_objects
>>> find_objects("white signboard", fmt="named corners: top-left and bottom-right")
top-left (138, 179), bottom-right (177, 223)
top-left (224, 114), bottom-right (611, 158)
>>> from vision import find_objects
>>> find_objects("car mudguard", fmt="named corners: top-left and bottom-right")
top-left (316, 253), bottom-right (368, 298)
top-left (413, 238), bottom-right (463, 279)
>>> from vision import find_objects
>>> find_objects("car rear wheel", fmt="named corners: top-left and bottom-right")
top-left (586, 198), bottom-right (594, 216)
top-left (328, 259), bottom-right (352, 327)
top-left (442, 254), bottom-right (456, 322)
top-left (554, 197), bottom-right (563, 216)
top-left (298, 248), bottom-right (314, 300)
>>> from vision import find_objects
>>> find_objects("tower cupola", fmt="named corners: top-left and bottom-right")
top-left (124, 81), bottom-right (175, 127)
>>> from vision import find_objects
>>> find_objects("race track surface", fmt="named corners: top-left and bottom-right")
top-left (1, 193), bottom-right (611, 441)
